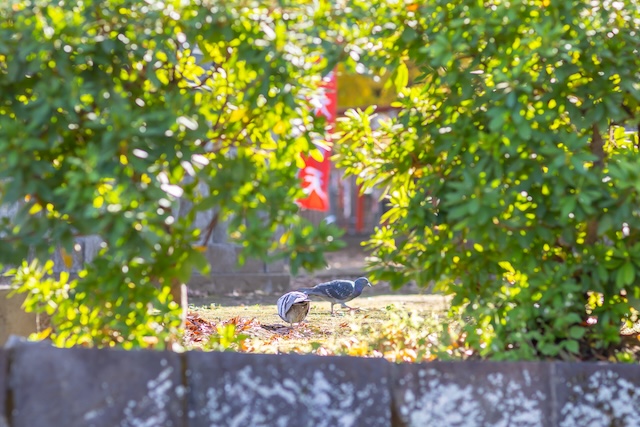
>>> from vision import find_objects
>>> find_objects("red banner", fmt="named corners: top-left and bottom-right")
top-left (297, 70), bottom-right (337, 211)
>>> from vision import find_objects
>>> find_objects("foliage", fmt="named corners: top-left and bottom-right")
top-left (337, 0), bottom-right (640, 360)
top-left (326, 305), bottom-right (464, 363)
top-left (0, 0), bottom-right (346, 348)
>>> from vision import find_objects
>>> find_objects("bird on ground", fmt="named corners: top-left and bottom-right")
top-left (277, 291), bottom-right (311, 328)
top-left (298, 277), bottom-right (372, 315)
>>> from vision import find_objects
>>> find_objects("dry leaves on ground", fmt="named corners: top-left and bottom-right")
top-left (184, 311), bottom-right (217, 344)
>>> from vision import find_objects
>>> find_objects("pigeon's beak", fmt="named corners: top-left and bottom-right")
top-left (367, 282), bottom-right (372, 287)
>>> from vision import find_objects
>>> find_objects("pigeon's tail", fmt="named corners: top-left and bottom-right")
top-left (298, 288), bottom-right (322, 296)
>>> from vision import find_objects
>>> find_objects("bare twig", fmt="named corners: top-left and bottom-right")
top-left (201, 211), bottom-right (219, 245)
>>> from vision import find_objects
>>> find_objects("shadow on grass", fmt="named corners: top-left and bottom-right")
top-left (188, 288), bottom-right (448, 310)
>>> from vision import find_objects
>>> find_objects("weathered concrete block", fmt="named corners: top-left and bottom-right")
top-left (51, 235), bottom-right (103, 273)
top-left (393, 361), bottom-right (552, 427)
top-left (555, 362), bottom-right (640, 426)
top-left (0, 203), bottom-right (20, 220)
top-left (186, 352), bottom-right (391, 427)
top-left (52, 244), bottom-right (84, 273)
top-left (188, 243), bottom-right (290, 293)
top-left (0, 349), bottom-right (7, 427)
top-left (193, 207), bottom-right (228, 244)
top-left (9, 343), bottom-right (186, 427)
top-left (189, 273), bottom-right (290, 294)
top-left (205, 244), bottom-right (267, 274)
top-left (265, 256), bottom-right (287, 274)
top-left (81, 235), bottom-right (104, 263)
top-left (0, 287), bottom-right (39, 346)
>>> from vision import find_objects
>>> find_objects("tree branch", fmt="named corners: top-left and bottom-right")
top-left (201, 211), bottom-right (219, 246)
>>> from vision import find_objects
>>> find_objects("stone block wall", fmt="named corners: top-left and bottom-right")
top-left (188, 244), bottom-right (290, 295)
top-left (2, 340), bottom-right (640, 426)
top-left (0, 198), bottom-right (290, 294)
top-left (44, 237), bottom-right (290, 295)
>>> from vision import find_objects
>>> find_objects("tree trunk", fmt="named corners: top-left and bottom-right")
top-left (586, 124), bottom-right (606, 245)
top-left (170, 280), bottom-right (188, 329)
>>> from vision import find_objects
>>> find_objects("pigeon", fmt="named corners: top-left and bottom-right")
top-left (277, 291), bottom-right (311, 327)
top-left (298, 277), bottom-right (372, 315)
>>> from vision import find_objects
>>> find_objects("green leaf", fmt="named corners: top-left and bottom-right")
top-left (517, 124), bottom-right (532, 141)
top-left (539, 342), bottom-right (559, 356)
top-left (467, 198), bottom-right (480, 214)
top-left (488, 113), bottom-right (505, 133)
top-left (393, 61), bottom-right (409, 93)
top-left (559, 197), bottom-right (576, 219)
top-left (568, 326), bottom-right (586, 340)
top-left (597, 214), bottom-right (613, 235)
top-left (565, 340), bottom-right (580, 354)
top-left (447, 204), bottom-right (469, 221)
top-left (188, 250), bottom-right (211, 275)
top-left (616, 262), bottom-right (636, 288)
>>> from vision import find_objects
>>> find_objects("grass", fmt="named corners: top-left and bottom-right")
top-left (185, 293), bottom-right (451, 360)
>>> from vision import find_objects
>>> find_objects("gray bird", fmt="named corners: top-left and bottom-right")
top-left (277, 291), bottom-right (311, 327)
top-left (299, 277), bottom-right (372, 315)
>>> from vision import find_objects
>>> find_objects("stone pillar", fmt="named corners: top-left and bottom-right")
top-left (0, 286), bottom-right (42, 346)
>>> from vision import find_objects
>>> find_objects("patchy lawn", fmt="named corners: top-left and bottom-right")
top-left (183, 236), bottom-right (455, 361)
top-left (185, 293), bottom-right (451, 361)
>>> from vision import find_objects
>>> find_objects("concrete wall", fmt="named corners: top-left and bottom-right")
top-left (0, 199), bottom-right (290, 295)
top-left (2, 339), bottom-right (640, 426)
top-left (0, 287), bottom-right (43, 347)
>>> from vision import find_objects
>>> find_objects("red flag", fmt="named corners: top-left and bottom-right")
top-left (297, 70), bottom-right (337, 212)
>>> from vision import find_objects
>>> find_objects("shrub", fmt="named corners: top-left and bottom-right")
top-left (0, 0), bottom-right (344, 348)
top-left (337, 0), bottom-right (640, 360)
